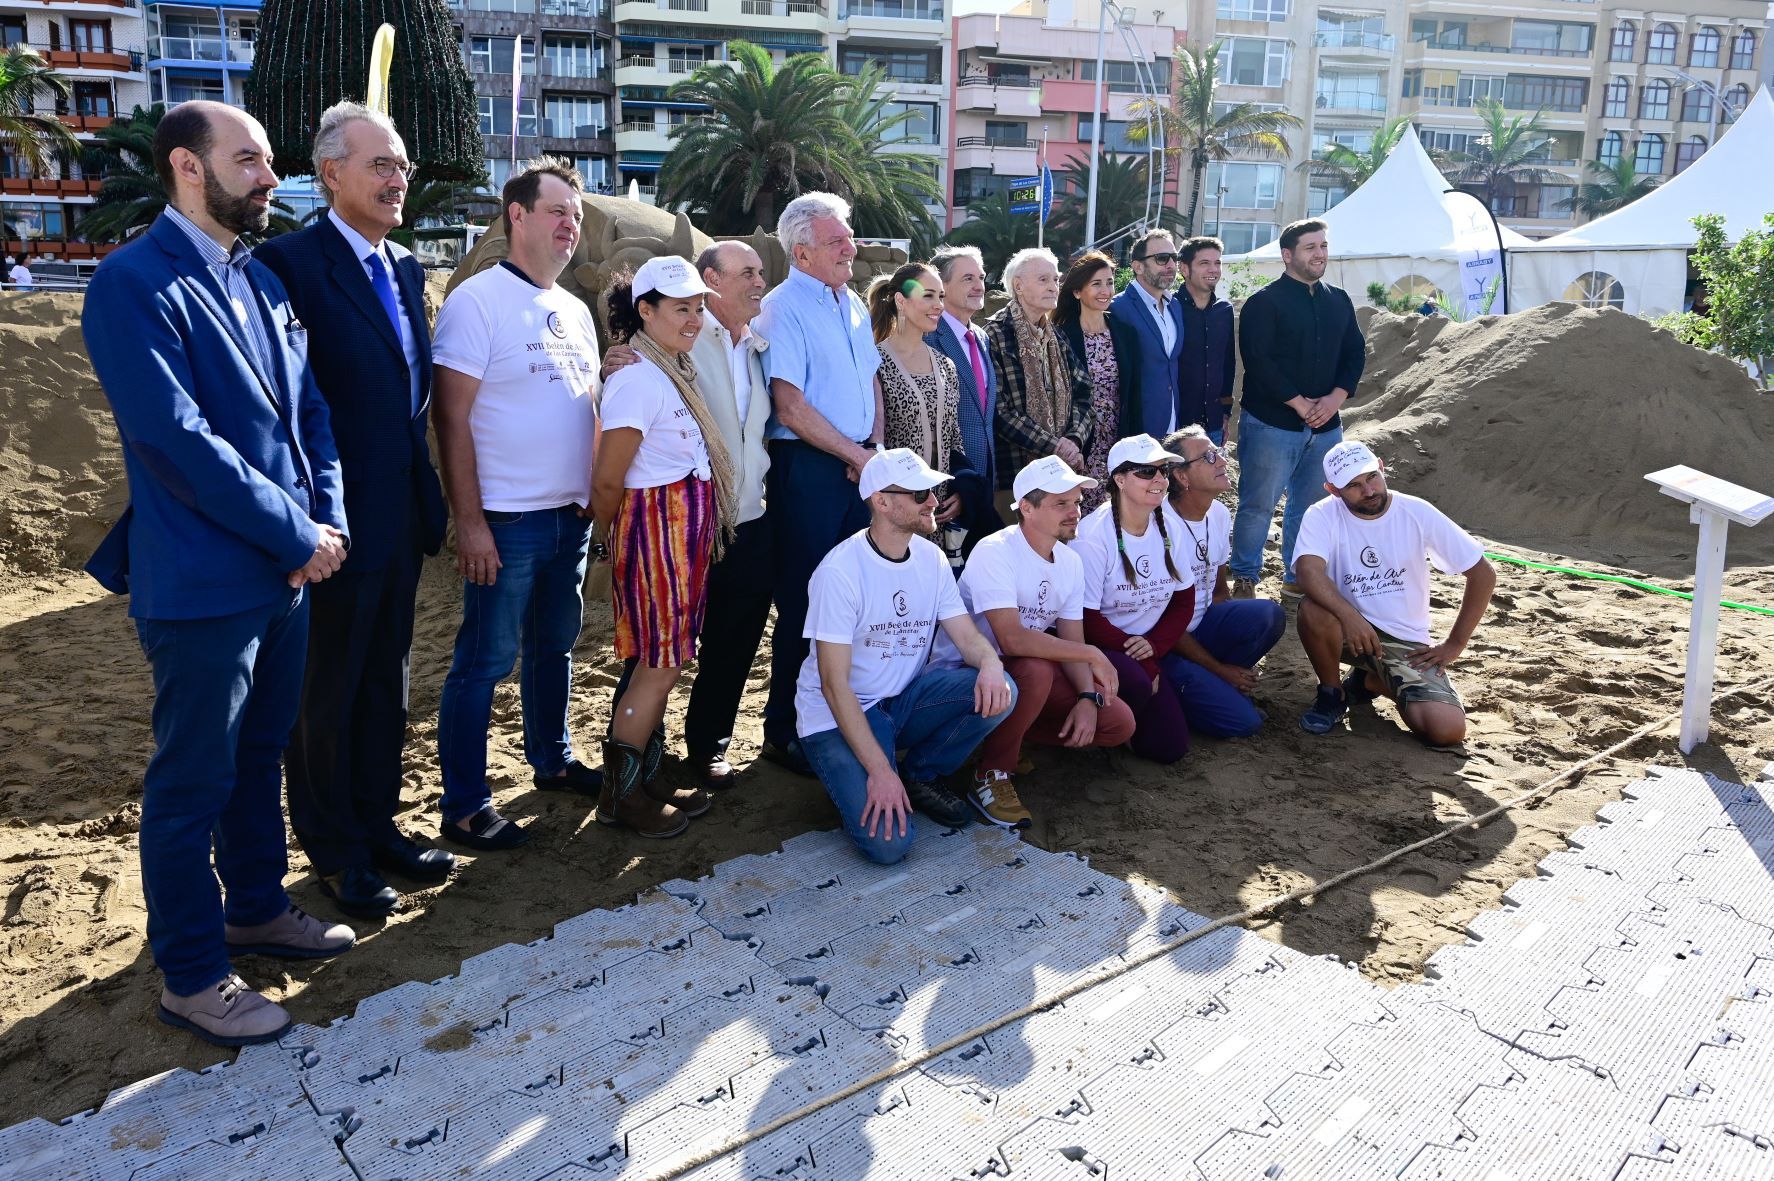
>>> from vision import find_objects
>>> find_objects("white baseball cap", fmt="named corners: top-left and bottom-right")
top-left (1106, 434), bottom-right (1185, 474)
top-left (632, 255), bottom-right (712, 300)
top-left (1012, 455), bottom-right (1096, 507)
top-left (1323, 440), bottom-right (1383, 489)
top-left (859, 447), bottom-right (950, 500)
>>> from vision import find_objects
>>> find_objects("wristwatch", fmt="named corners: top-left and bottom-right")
top-left (1078, 691), bottom-right (1107, 708)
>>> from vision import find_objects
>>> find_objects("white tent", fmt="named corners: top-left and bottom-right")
top-left (1229, 126), bottom-right (1532, 313)
top-left (1511, 86), bottom-right (1774, 317)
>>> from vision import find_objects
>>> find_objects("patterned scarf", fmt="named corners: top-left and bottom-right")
top-left (630, 329), bottom-right (739, 557)
top-left (1008, 297), bottom-right (1072, 438)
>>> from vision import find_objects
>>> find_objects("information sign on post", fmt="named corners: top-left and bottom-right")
top-left (1644, 465), bottom-right (1774, 752)
top-left (1008, 176), bottom-right (1041, 215)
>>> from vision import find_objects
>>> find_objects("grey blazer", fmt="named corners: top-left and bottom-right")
top-left (689, 316), bottom-right (772, 525)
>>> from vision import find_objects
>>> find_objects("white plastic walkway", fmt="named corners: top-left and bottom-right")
top-left (3, 765), bottom-right (1771, 1179)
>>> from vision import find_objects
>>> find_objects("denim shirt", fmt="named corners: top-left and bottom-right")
top-left (757, 266), bottom-right (880, 443)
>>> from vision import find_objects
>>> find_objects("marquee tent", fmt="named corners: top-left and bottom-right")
top-left (1229, 125), bottom-right (1531, 314)
top-left (1510, 86), bottom-right (1774, 317)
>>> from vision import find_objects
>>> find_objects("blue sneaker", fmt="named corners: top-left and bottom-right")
top-left (1300, 685), bottom-right (1348, 735)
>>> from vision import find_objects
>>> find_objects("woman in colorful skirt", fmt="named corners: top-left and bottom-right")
top-left (591, 255), bottom-right (740, 838)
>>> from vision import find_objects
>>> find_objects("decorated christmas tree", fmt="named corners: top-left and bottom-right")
top-left (246, 0), bottom-right (482, 182)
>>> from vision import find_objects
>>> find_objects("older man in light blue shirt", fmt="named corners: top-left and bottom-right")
top-left (754, 192), bottom-right (885, 773)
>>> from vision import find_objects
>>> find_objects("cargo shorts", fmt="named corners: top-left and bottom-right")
top-left (1344, 628), bottom-right (1463, 708)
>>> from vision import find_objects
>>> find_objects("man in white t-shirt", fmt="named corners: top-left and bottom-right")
top-left (1293, 441), bottom-right (1495, 745)
top-left (431, 158), bottom-right (603, 851)
top-left (7, 252), bottom-right (32, 288)
top-left (1160, 426), bottom-right (1286, 738)
top-left (797, 448), bottom-right (1015, 864)
top-left (947, 456), bottom-right (1135, 829)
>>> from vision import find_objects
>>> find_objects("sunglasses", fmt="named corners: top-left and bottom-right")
top-left (882, 487), bottom-right (935, 503)
top-left (1135, 252), bottom-right (1179, 265)
top-left (1176, 448), bottom-right (1226, 468)
top-left (1119, 464), bottom-right (1173, 481)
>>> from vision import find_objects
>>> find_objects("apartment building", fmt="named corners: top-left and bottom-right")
top-left (1183, 0), bottom-right (1764, 247)
top-left (947, 4), bottom-right (1180, 236)
top-left (1, 0), bottom-right (150, 262)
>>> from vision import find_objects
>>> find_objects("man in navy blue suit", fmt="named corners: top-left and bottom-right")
top-left (924, 244), bottom-right (1001, 555)
top-left (255, 103), bottom-right (453, 919)
top-left (83, 101), bottom-right (356, 1047)
top-left (1109, 230), bottom-right (1188, 439)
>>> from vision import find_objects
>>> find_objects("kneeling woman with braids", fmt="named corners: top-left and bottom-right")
top-left (1071, 434), bottom-right (1197, 764)
top-left (591, 257), bottom-right (740, 837)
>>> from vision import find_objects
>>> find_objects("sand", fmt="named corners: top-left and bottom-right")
top-left (1, 295), bottom-right (1771, 1129)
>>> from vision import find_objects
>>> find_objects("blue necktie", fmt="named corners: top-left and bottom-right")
top-left (366, 251), bottom-right (402, 342)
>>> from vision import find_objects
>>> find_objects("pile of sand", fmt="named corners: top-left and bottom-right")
top-left (1346, 304), bottom-right (1774, 576)
top-left (0, 293), bottom-right (125, 577)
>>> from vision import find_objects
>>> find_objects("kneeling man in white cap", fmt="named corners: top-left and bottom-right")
top-left (1294, 441), bottom-right (1495, 744)
top-left (796, 448), bottom-right (1017, 863)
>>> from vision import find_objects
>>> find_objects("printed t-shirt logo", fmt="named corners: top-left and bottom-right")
top-left (892, 590), bottom-right (909, 618)
top-left (546, 311), bottom-right (567, 340)
top-left (1036, 580), bottom-right (1051, 607)
top-left (1134, 555), bottom-right (1152, 579)
top-left (1360, 545), bottom-right (1381, 570)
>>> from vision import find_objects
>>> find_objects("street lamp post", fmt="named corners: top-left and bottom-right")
top-left (1083, 2), bottom-right (1110, 250)
top-left (1664, 68), bottom-right (1745, 147)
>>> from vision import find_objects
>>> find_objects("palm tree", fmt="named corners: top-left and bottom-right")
top-left (940, 192), bottom-right (1033, 279)
top-left (1298, 116), bottom-right (1429, 194)
top-left (1555, 155), bottom-right (1662, 220)
top-left (1046, 151), bottom-right (1180, 261)
top-left (659, 42), bottom-right (861, 232)
top-left (1125, 43), bottom-right (1301, 236)
top-left (0, 45), bottom-right (82, 179)
top-left (1445, 98), bottom-right (1558, 214)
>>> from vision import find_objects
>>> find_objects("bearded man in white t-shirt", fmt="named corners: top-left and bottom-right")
top-left (1293, 441), bottom-right (1496, 745)
top-left (431, 158), bottom-right (603, 851)
top-left (797, 448), bottom-right (1015, 864)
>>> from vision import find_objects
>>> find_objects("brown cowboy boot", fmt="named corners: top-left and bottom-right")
top-left (642, 728), bottom-right (711, 818)
top-left (597, 737), bottom-right (688, 838)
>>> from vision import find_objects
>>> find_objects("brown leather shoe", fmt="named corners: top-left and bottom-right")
top-left (644, 729), bottom-right (711, 817)
top-left (597, 738), bottom-right (688, 838)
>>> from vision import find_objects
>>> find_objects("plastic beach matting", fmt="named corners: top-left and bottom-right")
top-left (4, 764), bottom-right (1774, 1179)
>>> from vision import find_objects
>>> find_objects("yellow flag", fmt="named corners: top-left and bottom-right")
top-left (366, 23), bottom-right (396, 115)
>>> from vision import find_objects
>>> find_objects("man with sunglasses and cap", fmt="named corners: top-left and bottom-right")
top-left (935, 455), bottom-right (1136, 828)
top-left (796, 448), bottom-right (1016, 864)
top-left (1293, 441), bottom-right (1495, 744)
top-left (1110, 231), bottom-right (1187, 438)
top-left (1161, 426), bottom-right (1286, 738)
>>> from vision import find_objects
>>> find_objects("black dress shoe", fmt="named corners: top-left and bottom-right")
top-left (318, 866), bottom-right (399, 919)
top-left (758, 738), bottom-right (815, 779)
top-left (688, 740), bottom-right (738, 791)
top-left (370, 837), bottom-right (457, 885)
top-left (533, 759), bottom-right (602, 797)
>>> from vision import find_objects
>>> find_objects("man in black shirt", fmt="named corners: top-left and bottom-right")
top-left (1230, 218), bottom-right (1365, 599)
top-left (1177, 236), bottom-right (1235, 447)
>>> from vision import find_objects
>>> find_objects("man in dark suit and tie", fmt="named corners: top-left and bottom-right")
top-left (255, 103), bottom-right (453, 918)
top-left (84, 101), bottom-right (356, 1046)
top-left (1109, 230), bottom-right (1188, 438)
top-left (924, 244), bottom-right (1001, 553)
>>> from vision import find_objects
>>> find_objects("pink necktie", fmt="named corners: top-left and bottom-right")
top-left (965, 330), bottom-right (988, 414)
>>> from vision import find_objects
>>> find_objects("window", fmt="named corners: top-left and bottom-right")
top-left (1307, 184), bottom-right (1347, 216)
top-left (1419, 128), bottom-right (1483, 156)
top-left (1404, 68), bottom-right (1457, 106)
top-left (1077, 116), bottom-right (1140, 152)
top-left (1, 201), bottom-right (67, 240)
top-left (565, 155), bottom-right (611, 192)
top-left (1680, 85), bottom-right (1712, 125)
top-left (70, 20), bottom-right (112, 53)
top-left (882, 102), bottom-right (940, 145)
top-left (1730, 30), bottom-right (1756, 71)
top-left (1459, 75), bottom-right (1507, 108)
top-left (469, 36), bottom-right (536, 75)
top-left (72, 81), bottom-right (114, 117)
top-left (1505, 75), bottom-right (1586, 113)
top-left (982, 119), bottom-right (1025, 146)
top-left (1511, 21), bottom-right (1593, 57)
top-left (542, 34), bottom-right (603, 77)
top-left (1647, 23), bottom-right (1677, 66)
top-left (1079, 59), bottom-right (1170, 93)
top-left (839, 49), bottom-right (938, 83)
top-left (542, 93), bottom-right (606, 139)
top-left (1689, 26), bottom-right (1720, 68)
top-left (1634, 134), bottom-right (1664, 175)
top-left (1638, 79), bottom-right (1669, 120)
top-left (1609, 21), bottom-right (1635, 62)
top-left (666, 46), bottom-right (708, 72)
top-left (1202, 221), bottom-right (1277, 254)
top-left (0, 17), bottom-right (26, 48)
top-left (1217, 0), bottom-right (1288, 20)
top-left (953, 168), bottom-right (1013, 205)
top-left (1598, 130), bottom-right (1624, 168)
top-left (1220, 37), bottom-right (1288, 87)
top-left (1539, 183), bottom-right (1575, 213)
top-left (1310, 128), bottom-right (1372, 156)
top-left (1723, 84), bottom-right (1750, 122)
top-left (1205, 161), bottom-right (1282, 210)
top-left (1674, 136), bottom-right (1706, 173)
top-left (478, 95), bottom-right (538, 137)
top-left (1564, 271), bottom-right (1624, 309)
top-left (1603, 77), bottom-right (1628, 118)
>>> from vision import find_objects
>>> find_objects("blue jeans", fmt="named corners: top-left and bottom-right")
top-left (1207, 426), bottom-right (1226, 448)
top-left (801, 666), bottom-right (1015, 865)
top-left (1162, 599), bottom-right (1287, 738)
top-left (135, 590), bottom-right (308, 996)
top-left (437, 506), bottom-right (590, 824)
top-left (1230, 411), bottom-right (1342, 583)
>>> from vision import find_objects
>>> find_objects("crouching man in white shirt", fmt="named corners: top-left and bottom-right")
top-left (1294, 441), bottom-right (1495, 745)
top-left (797, 448), bottom-right (1016, 863)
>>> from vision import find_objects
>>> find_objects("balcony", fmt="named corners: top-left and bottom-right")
top-left (739, 0), bottom-right (825, 15)
top-left (953, 136), bottom-right (1036, 173)
top-left (841, 0), bottom-right (942, 19)
top-left (1313, 31), bottom-right (1396, 58)
top-left (540, 0), bottom-right (612, 15)
top-left (57, 113), bottom-right (118, 133)
top-left (147, 35), bottom-right (255, 66)
top-left (613, 55), bottom-right (712, 87)
top-left (955, 74), bottom-right (1041, 117)
top-left (39, 47), bottom-right (146, 75)
top-left (1414, 37), bottom-right (1592, 62)
top-left (0, 177), bottom-right (104, 197)
top-left (1313, 92), bottom-right (1389, 116)
top-left (2, 238), bottom-right (116, 262)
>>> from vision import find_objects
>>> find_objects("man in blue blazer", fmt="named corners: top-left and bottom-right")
top-left (83, 102), bottom-right (356, 1047)
top-left (255, 103), bottom-right (453, 919)
top-left (925, 244), bottom-right (1002, 552)
top-left (1110, 230), bottom-right (1188, 439)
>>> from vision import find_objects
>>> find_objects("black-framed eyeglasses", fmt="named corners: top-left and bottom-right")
top-left (1135, 252), bottom-right (1178, 265)
top-left (1177, 448), bottom-right (1226, 468)
top-left (368, 157), bottom-right (416, 181)
top-left (882, 487), bottom-right (935, 503)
